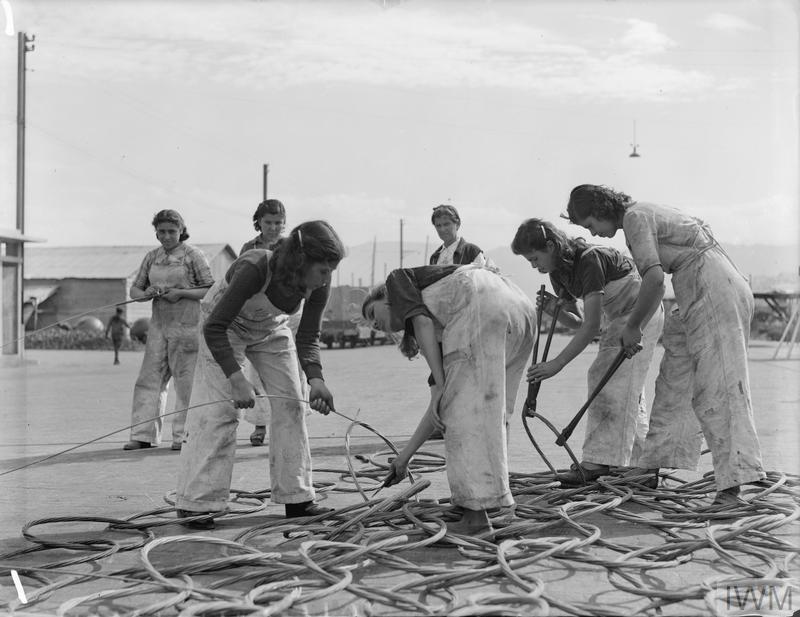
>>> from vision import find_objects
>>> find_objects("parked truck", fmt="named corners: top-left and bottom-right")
top-left (321, 285), bottom-right (368, 349)
top-left (320, 285), bottom-right (390, 349)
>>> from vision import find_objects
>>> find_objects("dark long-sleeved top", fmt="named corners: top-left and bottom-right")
top-left (203, 250), bottom-right (328, 381)
top-left (385, 265), bottom-right (459, 332)
top-left (429, 237), bottom-right (483, 265)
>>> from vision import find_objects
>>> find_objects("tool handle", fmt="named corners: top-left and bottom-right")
top-left (526, 292), bottom-right (562, 410)
top-left (556, 349), bottom-right (627, 446)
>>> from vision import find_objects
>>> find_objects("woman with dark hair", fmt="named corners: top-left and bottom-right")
top-left (362, 264), bottom-right (535, 535)
top-left (512, 218), bottom-right (663, 486)
top-left (175, 220), bottom-right (346, 528)
top-left (565, 184), bottom-right (765, 506)
top-left (241, 199), bottom-right (287, 253)
top-left (124, 209), bottom-right (214, 451)
top-left (240, 199), bottom-right (289, 447)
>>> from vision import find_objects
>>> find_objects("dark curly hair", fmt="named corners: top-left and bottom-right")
top-left (565, 184), bottom-right (633, 225)
top-left (269, 220), bottom-right (345, 293)
top-left (511, 218), bottom-right (589, 278)
top-left (252, 199), bottom-right (286, 231)
top-left (362, 283), bottom-right (419, 359)
top-left (151, 209), bottom-right (189, 241)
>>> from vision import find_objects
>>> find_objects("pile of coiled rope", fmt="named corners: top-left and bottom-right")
top-left (1, 455), bottom-right (798, 616)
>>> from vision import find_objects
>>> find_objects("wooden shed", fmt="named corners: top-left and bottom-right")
top-left (23, 244), bottom-right (236, 330)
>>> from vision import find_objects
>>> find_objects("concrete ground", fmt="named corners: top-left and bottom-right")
top-left (0, 337), bottom-right (798, 615)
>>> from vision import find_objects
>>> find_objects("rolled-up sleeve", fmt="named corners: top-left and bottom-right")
top-left (185, 246), bottom-right (215, 287)
top-left (623, 209), bottom-right (662, 276)
top-left (385, 269), bottom-right (434, 332)
top-left (131, 251), bottom-right (156, 291)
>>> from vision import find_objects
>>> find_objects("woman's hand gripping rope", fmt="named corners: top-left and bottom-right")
top-left (228, 373), bottom-right (335, 415)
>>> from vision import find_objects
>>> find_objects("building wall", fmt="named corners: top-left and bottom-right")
top-left (26, 246), bottom-right (235, 331)
top-left (31, 278), bottom-right (128, 330)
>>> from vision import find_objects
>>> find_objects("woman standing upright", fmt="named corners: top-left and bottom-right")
top-left (512, 218), bottom-right (663, 486)
top-left (124, 210), bottom-right (214, 451)
top-left (566, 184), bottom-right (765, 505)
top-left (240, 199), bottom-right (290, 447)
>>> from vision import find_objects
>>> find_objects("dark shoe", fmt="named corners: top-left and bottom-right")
top-left (250, 426), bottom-right (266, 446)
top-left (711, 486), bottom-right (746, 508)
top-left (176, 509), bottom-right (216, 530)
top-left (123, 440), bottom-right (152, 450)
top-left (171, 441), bottom-right (183, 451)
top-left (556, 463), bottom-right (610, 487)
top-left (285, 500), bottom-right (334, 518)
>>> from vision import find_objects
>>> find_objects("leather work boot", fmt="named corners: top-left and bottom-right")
top-left (250, 426), bottom-right (267, 446)
top-left (556, 463), bottom-right (610, 487)
top-left (285, 501), bottom-right (335, 518)
top-left (176, 509), bottom-right (217, 530)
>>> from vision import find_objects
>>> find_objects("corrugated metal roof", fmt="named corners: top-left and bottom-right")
top-left (25, 244), bottom-right (233, 279)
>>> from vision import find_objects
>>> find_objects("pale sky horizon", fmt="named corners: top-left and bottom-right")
top-left (1, 0), bottom-right (798, 261)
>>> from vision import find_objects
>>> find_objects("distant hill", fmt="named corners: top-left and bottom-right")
top-left (334, 241), bottom-right (799, 300)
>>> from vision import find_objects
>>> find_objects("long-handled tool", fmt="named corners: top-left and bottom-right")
top-left (555, 348), bottom-right (627, 446)
top-left (523, 286), bottom-right (562, 416)
top-left (521, 286), bottom-right (564, 475)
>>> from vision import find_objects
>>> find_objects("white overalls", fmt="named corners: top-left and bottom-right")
top-left (423, 266), bottom-right (535, 511)
top-left (581, 265), bottom-right (664, 467)
top-left (239, 238), bottom-right (307, 428)
top-left (175, 275), bottom-right (315, 512)
top-left (129, 250), bottom-right (201, 445)
top-left (242, 303), bottom-right (307, 427)
top-left (626, 204), bottom-right (765, 490)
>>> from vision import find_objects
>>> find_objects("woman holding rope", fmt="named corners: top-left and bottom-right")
top-left (362, 264), bottom-right (535, 535)
top-left (124, 209), bottom-right (214, 452)
top-left (512, 218), bottom-right (663, 487)
top-left (565, 184), bottom-right (765, 507)
top-left (175, 220), bottom-right (346, 529)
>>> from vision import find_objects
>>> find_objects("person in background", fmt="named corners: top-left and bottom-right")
top-left (566, 184), bottom-right (765, 507)
top-left (240, 199), bottom-right (289, 447)
top-left (512, 218), bottom-right (664, 487)
top-left (240, 199), bottom-right (287, 254)
top-left (429, 204), bottom-right (486, 267)
top-left (105, 306), bottom-right (130, 365)
top-left (362, 263), bottom-right (535, 536)
top-left (175, 220), bottom-right (345, 529)
top-left (426, 204), bottom-right (488, 439)
top-left (123, 210), bottom-right (214, 452)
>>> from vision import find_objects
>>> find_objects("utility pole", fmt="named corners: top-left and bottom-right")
top-left (17, 32), bottom-right (34, 237)
top-left (262, 163), bottom-right (269, 200)
top-left (370, 236), bottom-right (376, 286)
top-left (13, 31), bottom-right (35, 356)
top-left (399, 218), bottom-right (404, 268)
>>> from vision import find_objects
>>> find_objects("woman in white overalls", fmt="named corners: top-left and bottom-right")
top-left (175, 220), bottom-right (345, 529)
top-left (514, 219), bottom-right (664, 486)
top-left (239, 199), bottom-right (310, 446)
top-left (124, 210), bottom-right (214, 451)
top-left (363, 264), bottom-right (536, 535)
top-left (566, 184), bottom-right (765, 507)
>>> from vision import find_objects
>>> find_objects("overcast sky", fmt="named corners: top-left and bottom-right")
top-left (0, 0), bottom-right (797, 257)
